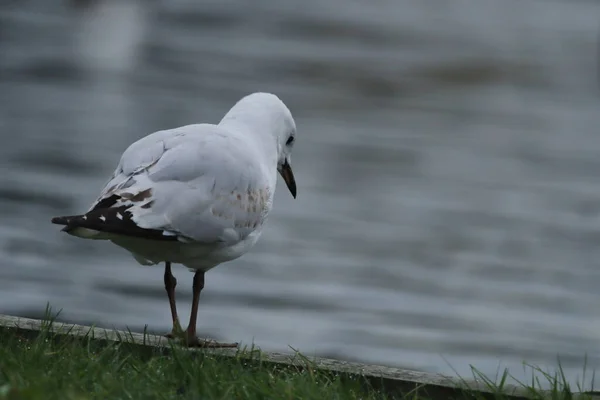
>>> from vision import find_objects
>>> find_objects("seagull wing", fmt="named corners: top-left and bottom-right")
top-left (54, 124), bottom-right (273, 245)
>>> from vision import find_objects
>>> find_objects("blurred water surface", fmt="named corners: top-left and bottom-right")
top-left (2, 0), bottom-right (600, 387)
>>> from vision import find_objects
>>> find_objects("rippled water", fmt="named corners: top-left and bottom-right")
top-left (2, 0), bottom-right (600, 388)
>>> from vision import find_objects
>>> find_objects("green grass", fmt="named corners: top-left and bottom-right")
top-left (0, 317), bottom-right (390, 400)
top-left (0, 311), bottom-right (597, 400)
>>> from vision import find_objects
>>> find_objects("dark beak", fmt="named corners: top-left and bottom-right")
top-left (278, 160), bottom-right (297, 199)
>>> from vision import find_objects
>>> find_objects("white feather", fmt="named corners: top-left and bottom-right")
top-left (82, 92), bottom-right (297, 272)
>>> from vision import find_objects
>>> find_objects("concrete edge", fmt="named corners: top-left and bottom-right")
top-left (0, 314), bottom-right (569, 399)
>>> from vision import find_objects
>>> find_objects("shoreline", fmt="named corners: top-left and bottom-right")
top-left (0, 313), bottom-right (565, 399)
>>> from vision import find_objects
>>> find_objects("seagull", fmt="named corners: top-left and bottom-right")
top-left (51, 92), bottom-right (298, 347)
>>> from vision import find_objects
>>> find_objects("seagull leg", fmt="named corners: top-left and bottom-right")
top-left (163, 262), bottom-right (184, 339)
top-left (184, 270), bottom-right (238, 348)
top-left (184, 270), bottom-right (204, 346)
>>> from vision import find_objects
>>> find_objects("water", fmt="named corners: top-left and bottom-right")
top-left (2, 0), bottom-right (600, 388)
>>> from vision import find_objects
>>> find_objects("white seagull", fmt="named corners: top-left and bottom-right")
top-left (51, 92), bottom-right (298, 347)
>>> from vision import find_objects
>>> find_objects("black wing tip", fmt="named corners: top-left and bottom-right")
top-left (51, 216), bottom-right (73, 225)
top-left (52, 207), bottom-right (178, 242)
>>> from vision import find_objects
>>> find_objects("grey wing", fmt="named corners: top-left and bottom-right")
top-left (93, 124), bottom-right (199, 202)
top-left (88, 125), bottom-right (273, 244)
top-left (90, 126), bottom-right (186, 208)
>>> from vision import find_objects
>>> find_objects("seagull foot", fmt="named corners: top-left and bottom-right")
top-left (164, 327), bottom-right (186, 341)
top-left (164, 331), bottom-right (182, 340)
top-left (186, 336), bottom-right (239, 348)
top-left (164, 320), bottom-right (185, 340)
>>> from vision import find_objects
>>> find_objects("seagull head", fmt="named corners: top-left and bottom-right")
top-left (219, 92), bottom-right (297, 199)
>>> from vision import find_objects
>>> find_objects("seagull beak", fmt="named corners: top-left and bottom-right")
top-left (278, 159), bottom-right (297, 199)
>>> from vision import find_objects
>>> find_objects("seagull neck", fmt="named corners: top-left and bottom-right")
top-left (220, 119), bottom-right (280, 168)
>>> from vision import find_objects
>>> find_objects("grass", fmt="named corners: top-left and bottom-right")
top-left (0, 311), bottom-right (391, 400)
top-left (0, 330), bottom-right (379, 400)
top-left (0, 310), bottom-right (597, 400)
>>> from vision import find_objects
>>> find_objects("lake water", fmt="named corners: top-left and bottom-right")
top-left (2, 0), bottom-right (600, 389)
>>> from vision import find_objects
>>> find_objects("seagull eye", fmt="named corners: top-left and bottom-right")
top-left (286, 136), bottom-right (295, 146)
